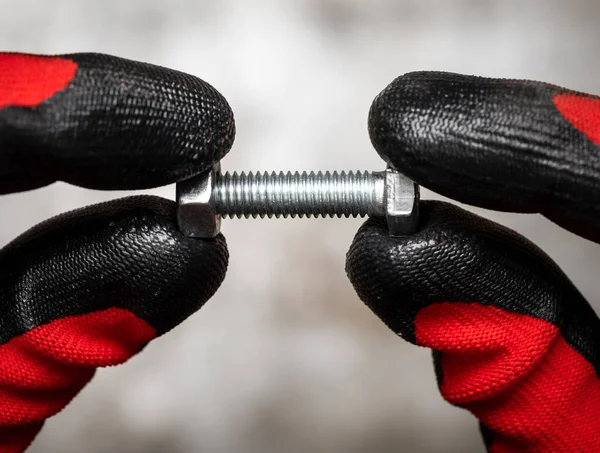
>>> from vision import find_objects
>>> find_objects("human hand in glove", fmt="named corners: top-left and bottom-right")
top-left (346, 72), bottom-right (600, 452)
top-left (0, 52), bottom-right (234, 452)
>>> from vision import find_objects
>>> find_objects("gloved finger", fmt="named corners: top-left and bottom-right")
top-left (346, 201), bottom-right (600, 453)
top-left (0, 195), bottom-right (228, 452)
top-left (0, 52), bottom-right (235, 194)
top-left (368, 72), bottom-right (600, 242)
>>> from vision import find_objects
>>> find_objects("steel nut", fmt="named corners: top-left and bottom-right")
top-left (385, 167), bottom-right (419, 236)
top-left (176, 164), bottom-right (221, 238)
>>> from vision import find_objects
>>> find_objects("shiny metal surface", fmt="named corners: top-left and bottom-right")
top-left (384, 167), bottom-right (420, 236)
top-left (214, 170), bottom-right (386, 219)
top-left (177, 164), bottom-right (221, 238)
top-left (177, 167), bottom-right (419, 238)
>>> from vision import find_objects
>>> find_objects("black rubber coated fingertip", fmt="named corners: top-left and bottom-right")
top-left (64, 54), bottom-right (237, 189)
top-left (0, 53), bottom-right (236, 193)
top-left (367, 71), bottom-right (600, 243)
top-left (0, 196), bottom-right (228, 340)
top-left (346, 201), bottom-right (600, 370)
top-left (347, 201), bottom-right (567, 341)
top-left (368, 72), bottom-right (452, 177)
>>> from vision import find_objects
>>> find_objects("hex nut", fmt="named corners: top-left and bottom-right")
top-left (176, 164), bottom-right (221, 238)
top-left (385, 167), bottom-right (420, 236)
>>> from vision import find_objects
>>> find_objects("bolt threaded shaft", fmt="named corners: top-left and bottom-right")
top-left (212, 170), bottom-right (386, 219)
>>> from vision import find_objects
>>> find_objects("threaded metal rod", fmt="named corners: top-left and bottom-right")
top-left (212, 170), bottom-right (386, 219)
top-left (176, 165), bottom-right (419, 238)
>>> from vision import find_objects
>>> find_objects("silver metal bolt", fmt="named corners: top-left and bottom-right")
top-left (176, 164), bottom-right (419, 238)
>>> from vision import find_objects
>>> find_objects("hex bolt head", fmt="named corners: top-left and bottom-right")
top-left (176, 165), bottom-right (419, 238)
top-left (176, 163), bottom-right (221, 238)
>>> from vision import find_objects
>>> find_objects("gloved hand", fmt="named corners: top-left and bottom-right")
top-left (346, 72), bottom-right (600, 452)
top-left (0, 53), bottom-right (234, 452)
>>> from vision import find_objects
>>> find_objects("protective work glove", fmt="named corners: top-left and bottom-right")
top-left (346, 72), bottom-right (600, 452)
top-left (0, 53), bottom-right (234, 452)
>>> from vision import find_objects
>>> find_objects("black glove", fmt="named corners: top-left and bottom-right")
top-left (0, 52), bottom-right (234, 452)
top-left (347, 72), bottom-right (600, 452)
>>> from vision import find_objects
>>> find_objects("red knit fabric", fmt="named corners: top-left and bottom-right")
top-left (0, 54), bottom-right (77, 109)
top-left (415, 302), bottom-right (600, 452)
top-left (0, 308), bottom-right (156, 453)
top-left (554, 94), bottom-right (600, 145)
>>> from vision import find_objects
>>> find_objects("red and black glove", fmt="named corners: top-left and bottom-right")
top-left (346, 72), bottom-right (600, 452)
top-left (0, 53), bottom-right (235, 452)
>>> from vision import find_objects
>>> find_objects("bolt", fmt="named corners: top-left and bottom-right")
top-left (176, 165), bottom-right (419, 238)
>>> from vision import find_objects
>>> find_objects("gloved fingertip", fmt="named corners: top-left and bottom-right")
top-left (345, 201), bottom-right (580, 341)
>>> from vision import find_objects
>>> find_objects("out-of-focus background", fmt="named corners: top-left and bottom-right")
top-left (2, 1), bottom-right (600, 452)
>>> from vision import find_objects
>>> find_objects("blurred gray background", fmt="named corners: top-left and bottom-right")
top-left (2, 0), bottom-right (600, 452)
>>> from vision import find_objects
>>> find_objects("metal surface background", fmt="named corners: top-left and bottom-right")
top-left (1, 1), bottom-right (599, 452)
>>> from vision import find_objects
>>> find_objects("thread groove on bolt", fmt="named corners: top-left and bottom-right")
top-left (212, 171), bottom-right (386, 219)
